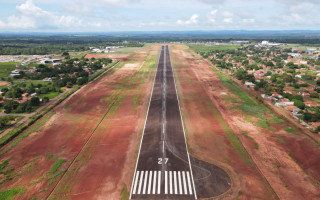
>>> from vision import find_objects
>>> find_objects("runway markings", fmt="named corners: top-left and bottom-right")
top-left (132, 170), bottom-right (194, 195)
top-left (153, 171), bottom-right (157, 194)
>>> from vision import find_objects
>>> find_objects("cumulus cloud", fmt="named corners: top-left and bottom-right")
top-left (207, 9), bottom-right (218, 24)
top-left (177, 14), bottom-right (199, 25)
top-left (0, 0), bottom-right (99, 30)
top-left (223, 18), bottom-right (232, 23)
top-left (221, 11), bottom-right (233, 18)
top-left (242, 18), bottom-right (255, 24)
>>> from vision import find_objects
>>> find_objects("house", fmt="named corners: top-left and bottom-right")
top-left (286, 106), bottom-right (298, 112)
top-left (41, 59), bottom-right (62, 64)
top-left (271, 92), bottom-right (283, 99)
top-left (275, 101), bottom-right (294, 107)
top-left (305, 101), bottom-right (318, 107)
top-left (42, 78), bottom-right (52, 82)
top-left (300, 60), bottom-right (308, 65)
top-left (288, 53), bottom-right (302, 58)
top-left (245, 82), bottom-right (255, 88)
top-left (292, 108), bottom-right (302, 116)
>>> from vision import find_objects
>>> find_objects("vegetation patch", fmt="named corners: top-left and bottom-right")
top-left (188, 44), bottom-right (240, 54)
top-left (0, 187), bottom-right (26, 200)
top-left (284, 127), bottom-right (299, 135)
top-left (49, 159), bottom-right (66, 174)
top-left (120, 184), bottom-right (130, 200)
top-left (0, 62), bottom-right (18, 78)
top-left (210, 107), bottom-right (252, 166)
top-left (242, 131), bottom-right (259, 150)
top-left (276, 136), bottom-right (286, 144)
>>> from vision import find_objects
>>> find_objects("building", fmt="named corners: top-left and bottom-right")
top-left (41, 59), bottom-right (62, 64)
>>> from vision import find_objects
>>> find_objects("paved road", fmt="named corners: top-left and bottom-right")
top-left (130, 45), bottom-right (231, 200)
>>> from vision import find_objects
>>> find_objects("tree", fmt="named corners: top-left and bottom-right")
top-left (62, 52), bottom-right (69, 56)
top-left (303, 112), bottom-right (313, 122)
top-left (310, 93), bottom-right (319, 98)
top-left (4, 100), bottom-right (19, 113)
top-left (77, 77), bottom-right (88, 85)
top-left (293, 100), bottom-right (305, 110)
top-left (30, 97), bottom-right (40, 106)
top-left (42, 97), bottom-right (49, 103)
top-left (66, 82), bottom-right (73, 88)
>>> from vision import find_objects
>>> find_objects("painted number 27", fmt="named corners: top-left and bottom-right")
top-left (158, 158), bottom-right (168, 164)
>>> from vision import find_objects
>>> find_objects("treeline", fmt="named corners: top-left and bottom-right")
top-left (0, 36), bottom-right (144, 55)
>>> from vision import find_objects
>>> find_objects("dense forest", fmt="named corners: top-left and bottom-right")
top-left (0, 34), bottom-right (143, 55)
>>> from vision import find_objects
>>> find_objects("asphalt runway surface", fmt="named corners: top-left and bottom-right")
top-left (130, 45), bottom-right (231, 200)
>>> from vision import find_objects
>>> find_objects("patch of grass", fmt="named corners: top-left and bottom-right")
top-left (223, 158), bottom-right (231, 164)
top-left (49, 159), bottom-right (66, 174)
top-left (188, 44), bottom-right (240, 54)
top-left (258, 119), bottom-right (273, 130)
top-left (10, 112), bottom-right (55, 147)
top-left (241, 131), bottom-right (259, 150)
top-left (46, 154), bottom-right (54, 159)
top-left (30, 176), bottom-right (45, 185)
top-left (0, 62), bottom-right (18, 78)
top-left (270, 114), bottom-right (284, 124)
top-left (276, 136), bottom-right (286, 144)
top-left (284, 127), bottom-right (299, 135)
top-left (0, 187), bottom-right (26, 200)
top-left (40, 91), bottom-right (61, 99)
top-left (0, 159), bottom-right (10, 172)
top-left (120, 184), bottom-right (129, 200)
top-left (48, 170), bottom-right (66, 187)
top-left (210, 107), bottom-right (252, 166)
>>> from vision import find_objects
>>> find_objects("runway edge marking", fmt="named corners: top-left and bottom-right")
top-left (129, 46), bottom-right (163, 199)
top-left (168, 45), bottom-right (198, 199)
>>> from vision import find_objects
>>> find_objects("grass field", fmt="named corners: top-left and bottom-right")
top-left (40, 91), bottom-right (61, 99)
top-left (13, 80), bottom-right (52, 88)
top-left (0, 62), bottom-right (18, 78)
top-left (212, 67), bottom-right (284, 130)
top-left (188, 44), bottom-right (240, 53)
top-left (280, 44), bottom-right (320, 50)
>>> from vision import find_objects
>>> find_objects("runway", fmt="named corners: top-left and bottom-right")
top-left (130, 45), bottom-right (231, 200)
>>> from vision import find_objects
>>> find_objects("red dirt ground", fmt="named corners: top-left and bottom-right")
top-left (171, 45), bottom-right (276, 199)
top-left (0, 46), bottom-right (159, 199)
top-left (171, 44), bottom-right (320, 200)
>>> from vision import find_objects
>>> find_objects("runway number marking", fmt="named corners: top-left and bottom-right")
top-left (158, 158), bottom-right (168, 164)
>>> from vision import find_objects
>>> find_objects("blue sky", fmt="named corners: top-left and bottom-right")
top-left (0, 0), bottom-right (319, 32)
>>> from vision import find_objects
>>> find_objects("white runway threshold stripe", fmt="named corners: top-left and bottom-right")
top-left (132, 170), bottom-right (194, 195)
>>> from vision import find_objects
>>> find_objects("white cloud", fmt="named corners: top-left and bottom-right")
top-left (223, 18), bottom-right (232, 23)
top-left (62, 3), bottom-right (93, 14)
top-left (221, 11), bottom-right (233, 18)
top-left (177, 14), bottom-right (199, 25)
top-left (6, 15), bottom-right (36, 29)
top-left (0, 0), bottom-right (102, 30)
top-left (242, 18), bottom-right (255, 24)
top-left (16, 0), bottom-right (49, 17)
top-left (207, 9), bottom-right (217, 24)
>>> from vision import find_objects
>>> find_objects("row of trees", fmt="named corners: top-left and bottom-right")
top-left (2, 97), bottom-right (40, 113)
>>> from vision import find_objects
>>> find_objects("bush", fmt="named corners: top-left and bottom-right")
top-left (293, 99), bottom-right (305, 110)
top-left (310, 93), bottom-right (319, 98)
top-left (77, 77), bottom-right (88, 86)
top-left (30, 97), bottom-right (40, 106)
